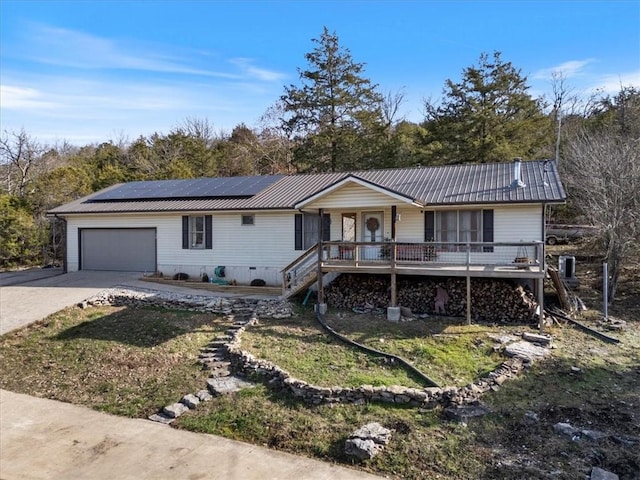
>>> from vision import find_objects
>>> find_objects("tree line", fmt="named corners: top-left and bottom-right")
top-left (1, 27), bottom-right (638, 300)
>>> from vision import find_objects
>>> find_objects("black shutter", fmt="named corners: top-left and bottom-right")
top-left (182, 216), bottom-right (189, 249)
top-left (322, 214), bottom-right (331, 241)
top-left (482, 209), bottom-right (494, 252)
top-left (205, 215), bottom-right (212, 249)
top-left (294, 214), bottom-right (303, 250)
top-left (424, 211), bottom-right (435, 242)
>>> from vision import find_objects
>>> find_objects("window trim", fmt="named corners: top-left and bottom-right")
top-left (189, 215), bottom-right (206, 249)
top-left (241, 214), bottom-right (255, 226)
top-left (425, 209), bottom-right (493, 251)
top-left (182, 215), bottom-right (212, 250)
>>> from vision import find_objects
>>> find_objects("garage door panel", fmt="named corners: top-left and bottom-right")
top-left (81, 229), bottom-right (156, 272)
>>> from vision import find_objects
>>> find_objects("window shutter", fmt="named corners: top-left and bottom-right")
top-left (182, 216), bottom-right (189, 249)
top-left (294, 214), bottom-right (303, 250)
top-left (482, 209), bottom-right (494, 252)
top-left (322, 214), bottom-right (331, 241)
top-left (424, 211), bottom-right (435, 242)
top-left (205, 215), bottom-right (212, 249)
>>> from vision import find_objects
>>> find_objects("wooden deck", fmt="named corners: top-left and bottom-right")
top-left (282, 241), bottom-right (545, 298)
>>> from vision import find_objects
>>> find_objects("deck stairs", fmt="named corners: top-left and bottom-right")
top-left (282, 245), bottom-right (328, 299)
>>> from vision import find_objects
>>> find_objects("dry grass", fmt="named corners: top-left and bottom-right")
top-left (0, 305), bottom-right (228, 416)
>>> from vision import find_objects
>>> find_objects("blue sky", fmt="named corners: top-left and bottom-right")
top-left (1, 0), bottom-right (639, 145)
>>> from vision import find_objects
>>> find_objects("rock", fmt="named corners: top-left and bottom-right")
top-left (207, 375), bottom-right (255, 395)
top-left (524, 411), bottom-right (539, 423)
top-left (611, 434), bottom-right (640, 447)
top-left (162, 402), bottom-right (189, 419)
top-left (148, 413), bottom-right (175, 424)
top-left (180, 393), bottom-right (200, 409)
top-left (486, 333), bottom-right (518, 344)
top-left (444, 404), bottom-right (491, 423)
top-left (195, 389), bottom-right (213, 402)
top-left (504, 341), bottom-right (551, 363)
top-left (590, 466), bottom-right (619, 480)
top-left (553, 422), bottom-right (578, 437)
top-left (581, 429), bottom-right (608, 441)
top-left (345, 422), bottom-right (393, 460)
top-left (522, 332), bottom-right (553, 346)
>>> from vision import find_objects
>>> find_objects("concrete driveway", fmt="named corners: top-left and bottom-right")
top-left (0, 270), bottom-right (281, 335)
top-left (0, 270), bottom-right (146, 335)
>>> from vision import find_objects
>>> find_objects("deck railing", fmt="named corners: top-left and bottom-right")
top-left (282, 241), bottom-right (544, 297)
top-left (320, 241), bottom-right (544, 269)
top-left (281, 244), bottom-right (319, 297)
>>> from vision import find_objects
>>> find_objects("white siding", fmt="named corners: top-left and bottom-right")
top-left (395, 208), bottom-right (424, 242)
top-left (305, 183), bottom-right (409, 209)
top-left (396, 205), bottom-right (543, 243)
top-left (66, 211), bottom-right (305, 286)
top-left (494, 205), bottom-right (543, 242)
top-left (64, 204), bottom-right (544, 285)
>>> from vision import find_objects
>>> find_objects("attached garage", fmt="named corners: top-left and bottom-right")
top-left (80, 228), bottom-right (156, 272)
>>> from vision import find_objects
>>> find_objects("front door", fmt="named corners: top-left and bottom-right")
top-left (362, 212), bottom-right (383, 242)
top-left (362, 212), bottom-right (383, 260)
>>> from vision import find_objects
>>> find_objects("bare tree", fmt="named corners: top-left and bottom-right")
top-left (550, 71), bottom-right (580, 162)
top-left (563, 129), bottom-right (639, 302)
top-left (0, 129), bottom-right (48, 197)
top-left (381, 88), bottom-right (406, 133)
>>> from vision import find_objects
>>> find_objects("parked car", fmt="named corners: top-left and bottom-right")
top-left (546, 224), bottom-right (597, 245)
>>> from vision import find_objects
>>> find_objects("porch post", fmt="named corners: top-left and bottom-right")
top-left (466, 243), bottom-right (472, 325)
top-left (537, 242), bottom-right (545, 331)
top-left (537, 277), bottom-right (545, 331)
top-left (387, 206), bottom-right (400, 322)
top-left (316, 208), bottom-right (327, 315)
top-left (390, 205), bottom-right (398, 306)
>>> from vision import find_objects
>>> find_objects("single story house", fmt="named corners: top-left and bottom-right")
top-left (48, 158), bottom-right (566, 323)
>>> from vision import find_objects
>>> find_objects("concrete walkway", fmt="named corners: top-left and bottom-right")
top-left (1, 390), bottom-right (379, 480)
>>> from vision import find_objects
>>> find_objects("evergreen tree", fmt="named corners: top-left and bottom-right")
top-left (280, 27), bottom-right (385, 172)
top-left (423, 52), bottom-right (552, 163)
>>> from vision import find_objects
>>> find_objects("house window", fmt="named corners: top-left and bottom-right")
top-left (241, 214), bottom-right (255, 226)
top-left (342, 213), bottom-right (356, 241)
top-left (436, 210), bottom-right (481, 243)
top-left (182, 215), bottom-right (212, 250)
top-left (294, 213), bottom-right (331, 250)
top-left (426, 209), bottom-right (494, 252)
top-left (190, 216), bottom-right (205, 248)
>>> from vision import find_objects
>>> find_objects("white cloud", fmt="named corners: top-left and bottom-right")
top-left (594, 70), bottom-right (640, 94)
top-left (20, 23), bottom-right (287, 82)
top-left (230, 58), bottom-right (287, 82)
top-left (533, 59), bottom-right (596, 80)
top-left (0, 85), bottom-right (59, 109)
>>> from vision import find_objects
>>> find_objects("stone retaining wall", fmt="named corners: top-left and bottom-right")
top-left (85, 287), bottom-right (532, 410)
top-left (225, 322), bottom-right (527, 408)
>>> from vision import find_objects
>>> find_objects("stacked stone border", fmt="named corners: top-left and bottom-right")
top-left (82, 287), bottom-right (539, 418)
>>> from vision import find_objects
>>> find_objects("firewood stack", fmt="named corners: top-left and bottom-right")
top-left (324, 274), bottom-right (538, 323)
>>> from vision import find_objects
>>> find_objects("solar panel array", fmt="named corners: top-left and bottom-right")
top-left (89, 175), bottom-right (284, 201)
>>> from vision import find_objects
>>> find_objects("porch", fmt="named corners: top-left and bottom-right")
top-left (282, 240), bottom-right (546, 328)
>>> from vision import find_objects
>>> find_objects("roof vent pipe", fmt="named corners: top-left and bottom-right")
top-left (512, 157), bottom-right (526, 188)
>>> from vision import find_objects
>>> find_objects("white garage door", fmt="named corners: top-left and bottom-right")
top-left (80, 228), bottom-right (156, 272)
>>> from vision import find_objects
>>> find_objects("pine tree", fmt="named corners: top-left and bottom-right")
top-left (280, 27), bottom-right (384, 172)
top-left (423, 52), bottom-right (552, 164)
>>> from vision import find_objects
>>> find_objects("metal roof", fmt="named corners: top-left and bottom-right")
top-left (48, 159), bottom-right (566, 215)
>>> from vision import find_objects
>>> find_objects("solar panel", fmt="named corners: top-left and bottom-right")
top-left (90, 175), bottom-right (284, 201)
